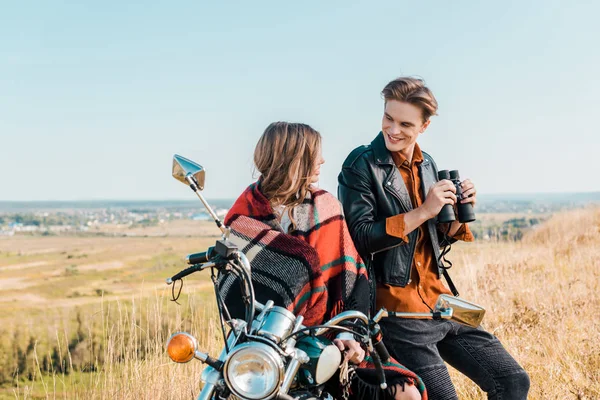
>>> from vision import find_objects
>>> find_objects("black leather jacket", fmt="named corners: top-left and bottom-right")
top-left (338, 132), bottom-right (446, 287)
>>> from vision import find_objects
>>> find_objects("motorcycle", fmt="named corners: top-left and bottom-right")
top-left (165, 154), bottom-right (486, 400)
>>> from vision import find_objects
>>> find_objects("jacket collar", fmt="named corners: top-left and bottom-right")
top-left (370, 132), bottom-right (428, 167)
top-left (371, 132), bottom-right (395, 166)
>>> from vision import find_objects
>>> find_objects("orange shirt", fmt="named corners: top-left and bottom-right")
top-left (376, 144), bottom-right (474, 314)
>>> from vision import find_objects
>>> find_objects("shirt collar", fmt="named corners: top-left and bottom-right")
top-left (391, 143), bottom-right (424, 168)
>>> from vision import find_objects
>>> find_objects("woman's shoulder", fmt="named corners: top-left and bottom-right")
top-left (309, 188), bottom-right (344, 215)
top-left (310, 187), bottom-right (340, 203)
top-left (225, 181), bottom-right (272, 225)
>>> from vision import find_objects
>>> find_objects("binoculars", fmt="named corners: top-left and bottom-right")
top-left (437, 170), bottom-right (476, 224)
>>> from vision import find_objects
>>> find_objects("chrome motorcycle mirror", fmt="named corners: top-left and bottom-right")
top-left (373, 294), bottom-right (485, 328)
top-left (434, 294), bottom-right (485, 328)
top-left (172, 154), bottom-right (205, 188)
top-left (172, 154), bottom-right (229, 236)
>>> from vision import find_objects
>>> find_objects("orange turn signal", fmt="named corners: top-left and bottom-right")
top-left (167, 332), bottom-right (197, 363)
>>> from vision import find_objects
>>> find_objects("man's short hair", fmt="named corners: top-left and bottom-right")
top-left (381, 77), bottom-right (439, 122)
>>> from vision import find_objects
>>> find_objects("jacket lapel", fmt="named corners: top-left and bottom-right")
top-left (419, 157), bottom-right (436, 196)
top-left (371, 133), bottom-right (413, 213)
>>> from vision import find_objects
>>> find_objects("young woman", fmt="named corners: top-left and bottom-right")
top-left (221, 121), bottom-right (425, 400)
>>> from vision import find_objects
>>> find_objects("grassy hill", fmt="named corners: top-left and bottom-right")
top-left (449, 206), bottom-right (600, 398)
top-left (1, 208), bottom-right (598, 399)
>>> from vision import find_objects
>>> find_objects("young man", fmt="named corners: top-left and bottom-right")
top-left (338, 77), bottom-right (530, 399)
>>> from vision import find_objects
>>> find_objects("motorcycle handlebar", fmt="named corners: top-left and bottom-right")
top-left (314, 313), bottom-right (389, 388)
top-left (166, 262), bottom-right (215, 284)
top-left (370, 350), bottom-right (388, 390)
top-left (373, 338), bottom-right (391, 364)
top-left (186, 246), bottom-right (215, 265)
top-left (312, 310), bottom-right (370, 336)
top-left (370, 323), bottom-right (390, 364)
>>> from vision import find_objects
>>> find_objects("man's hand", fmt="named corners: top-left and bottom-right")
top-left (460, 179), bottom-right (477, 207)
top-left (421, 179), bottom-right (457, 219)
top-left (333, 338), bottom-right (365, 365)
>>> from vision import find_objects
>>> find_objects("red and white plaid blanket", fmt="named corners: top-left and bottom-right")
top-left (220, 182), bottom-right (427, 398)
top-left (221, 182), bottom-right (370, 326)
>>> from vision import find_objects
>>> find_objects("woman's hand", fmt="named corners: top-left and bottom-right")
top-left (333, 338), bottom-right (366, 364)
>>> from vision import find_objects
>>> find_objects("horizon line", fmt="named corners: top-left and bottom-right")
top-left (1, 190), bottom-right (600, 203)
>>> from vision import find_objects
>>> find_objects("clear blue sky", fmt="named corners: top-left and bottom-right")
top-left (1, 1), bottom-right (598, 201)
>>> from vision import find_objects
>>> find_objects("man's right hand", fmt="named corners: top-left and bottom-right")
top-left (421, 180), bottom-right (457, 219)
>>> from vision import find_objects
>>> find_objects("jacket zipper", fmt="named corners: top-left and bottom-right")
top-left (370, 242), bottom-right (402, 259)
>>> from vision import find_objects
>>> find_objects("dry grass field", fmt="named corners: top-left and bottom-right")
top-left (0, 222), bottom-right (221, 399)
top-left (0, 208), bottom-right (598, 399)
top-left (448, 207), bottom-right (600, 399)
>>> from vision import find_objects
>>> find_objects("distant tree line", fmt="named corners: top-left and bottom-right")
top-left (1, 213), bottom-right (81, 227)
top-left (469, 217), bottom-right (545, 241)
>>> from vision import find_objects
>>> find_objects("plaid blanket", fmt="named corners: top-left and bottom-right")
top-left (354, 357), bottom-right (428, 400)
top-left (221, 182), bottom-right (370, 326)
top-left (220, 182), bottom-right (427, 399)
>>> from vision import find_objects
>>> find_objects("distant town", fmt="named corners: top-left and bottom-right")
top-left (1, 192), bottom-right (598, 241)
top-left (0, 200), bottom-right (232, 237)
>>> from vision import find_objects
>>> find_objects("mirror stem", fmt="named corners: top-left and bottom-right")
top-left (185, 174), bottom-right (228, 236)
top-left (386, 309), bottom-right (453, 319)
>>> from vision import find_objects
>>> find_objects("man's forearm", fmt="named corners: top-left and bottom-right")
top-left (401, 207), bottom-right (464, 237)
top-left (402, 207), bottom-right (432, 236)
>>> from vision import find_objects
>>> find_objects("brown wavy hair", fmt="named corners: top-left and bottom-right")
top-left (254, 122), bottom-right (322, 229)
top-left (382, 77), bottom-right (439, 122)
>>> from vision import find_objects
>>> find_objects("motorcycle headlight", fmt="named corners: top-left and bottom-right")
top-left (224, 342), bottom-right (284, 400)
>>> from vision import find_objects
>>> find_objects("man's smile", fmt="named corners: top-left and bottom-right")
top-left (386, 133), bottom-right (405, 143)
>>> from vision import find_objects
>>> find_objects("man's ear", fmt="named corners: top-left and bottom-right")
top-left (420, 119), bottom-right (431, 133)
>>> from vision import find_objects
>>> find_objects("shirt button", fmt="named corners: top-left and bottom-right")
top-left (416, 261), bottom-right (421, 267)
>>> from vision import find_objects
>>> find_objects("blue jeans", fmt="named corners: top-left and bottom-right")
top-left (379, 318), bottom-right (530, 400)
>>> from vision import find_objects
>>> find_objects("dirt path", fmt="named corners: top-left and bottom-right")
top-left (0, 260), bottom-right (49, 271)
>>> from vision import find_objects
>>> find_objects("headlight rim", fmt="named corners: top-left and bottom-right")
top-left (223, 341), bottom-right (284, 400)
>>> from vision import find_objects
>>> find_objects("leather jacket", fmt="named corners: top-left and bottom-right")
top-left (338, 132), bottom-right (446, 287)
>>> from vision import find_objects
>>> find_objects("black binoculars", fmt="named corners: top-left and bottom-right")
top-left (437, 170), bottom-right (476, 224)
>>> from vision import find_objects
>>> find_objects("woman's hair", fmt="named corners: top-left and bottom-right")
top-left (381, 77), bottom-right (438, 122)
top-left (254, 121), bottom-right (321, 229)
